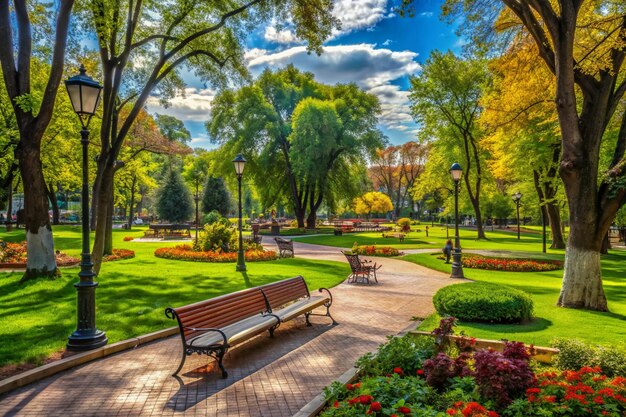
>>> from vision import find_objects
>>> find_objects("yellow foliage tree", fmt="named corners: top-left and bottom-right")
top-left (353, 192), bottom-right (393, 218)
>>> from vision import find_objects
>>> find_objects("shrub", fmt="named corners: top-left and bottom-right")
top-left (473, 342), bottom-right (536, 407)
top-left (349, 243), bottom-right (401, 257)
top-left (553, 338), bottom-right (626, 377)
top-left (355, 334), bottom-right (436, 377)
top-left (433, 282), bottom-right (534, 323)
top-left (154, 245), bottom-right (277, 262)
top-left (396, 217), bottom-right (411, 232)
top-left (423, 352), bottom-right (472, 390)
top-left (198, 222), bottom-right (236, 252)
top-left (203, 210), bottom-right (231, 226)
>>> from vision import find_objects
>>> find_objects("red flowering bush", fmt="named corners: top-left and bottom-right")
top-left (445, 401), bottom-right (499, 417)
top-left (506, 367), bottom-right (626, 416)
top-left (473, 342), bottom-right (536, 407)
top-left (350, 243), bottom-right (401, 257)
top-left (154, 244), bottom-right (277, 262)
top-left (423, 352), bottom-right (472, 390)
top-left (103, 248), bottom-right (135, 262)
top-left (0, 241), bottom-right (27, 263)
top-left (459, 254), bottom-right (561, 272)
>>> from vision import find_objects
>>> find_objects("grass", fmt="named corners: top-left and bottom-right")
top-left (293, 224), bottom-right (567, 254)
top-left (401, 251), bottom-right (626, 347)
top-left (0, 226), bottom-right (350, 367)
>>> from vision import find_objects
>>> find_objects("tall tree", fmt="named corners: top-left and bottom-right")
top-left (88, 0), bottom-right (338, 271)
top-left (208, 66), bottom-right (383, 228)
top-left (409, 51), bottom-right (490, 239)
top-left (202, 176), bottom-right (231, 216)
top-left (436, 0), bottom-right (626, 311)
top-left (0, 3), bottom-right (75, 277)
top-left (156, 168), bottom-right (193, 223)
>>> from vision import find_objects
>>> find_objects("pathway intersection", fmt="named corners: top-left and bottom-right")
top-left (0, 241), bottom-right (463, 417)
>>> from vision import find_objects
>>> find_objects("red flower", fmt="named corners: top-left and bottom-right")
top-left (359, 395), bottom-right (373, 405)
top-left (446, 410), bottom-right (457, 416)
top-left (369, 402), bottom-right (382, 412)
top-left (333, 400), bottom-right (339, 408)
top-left (526, 388), bottom-right (541, 395)
top-left (397, 406), bottom-right (411, 414)
top-left (416, 369), bottom-right (424, 376)
top-left (346, 383), bottom-right (354, 390)
top-left (393, 367), bottom-right (404, 376)
top-left (453, 401), bottom-right (463, 409)
top-left (593, 396), bottom-right (604, 405)
top-left (487, 412), bottom-right (499, 417)
top-left (543, 396), bottom-right (556, 403)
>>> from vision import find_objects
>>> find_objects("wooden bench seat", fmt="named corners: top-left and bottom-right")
top-left (260, 276), bottom-right (337, 326)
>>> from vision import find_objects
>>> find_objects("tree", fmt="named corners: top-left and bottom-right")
top-left (353, 191), bottom-right (393, 218)
top-left (87, 0), bottom-right (338, 272)
top-left (0, 2), bottom-right (76, 277)
top-left (437, 0), bottom-right (626, 311)
top-left (409, 51), bottom-right (490, 239)
top-left (208, 66), bottom-right (383, 228)
top-left (155, 114), bottom-right (191, 144)
top-left (202, 176), bottom-right (231, 216)
top-left (370, 141), bottom-right (427, 218)
top-left (480, 40), bottom-right (566, 248)
top-left (156, 169), bottom-right (193, 223)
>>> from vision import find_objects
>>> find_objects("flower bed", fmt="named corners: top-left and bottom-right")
top-left (123, 236), bottom-right (134, 241)
top-left (320, 318), bottom-right (626, 417)
top-left (436, 253), bottom-right (562, 272)
top-left (154, 244), bottom-right (277, 262)
top-left (0, 241), bottom-right (81, 267)
top-left (103, 248), bottom-right (135, 262)
top-left (349, 244), bottom-right (402, 257)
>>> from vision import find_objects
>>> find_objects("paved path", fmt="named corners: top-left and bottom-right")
top-left (0, 242), bottom-right (463, 417)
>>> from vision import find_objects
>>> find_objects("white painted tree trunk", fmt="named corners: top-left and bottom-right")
top-left (558, 247), bottom-right (607, 310)
top-left (25, 226), bottom-right (57, 275)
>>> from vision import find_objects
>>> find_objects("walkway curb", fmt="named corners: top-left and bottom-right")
top-left (0, 327), bottom-right (178, 395)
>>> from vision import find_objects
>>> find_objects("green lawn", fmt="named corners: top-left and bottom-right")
top-left (401, 251), bottom-right (626, 347)
top-left (293, 224), bottom-right (566, 254)
top-left (0, 226), bottom-right (349, 367)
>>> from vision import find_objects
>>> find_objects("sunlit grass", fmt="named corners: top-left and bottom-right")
top-left (401, 251), bottom-right (626, 347)
top-left (0, 226), bottom-right (349, 367)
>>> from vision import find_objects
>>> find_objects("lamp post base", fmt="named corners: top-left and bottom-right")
top-left (450, 248), bottom-right (464, 279)
top-left (236, 264), bottom-right (247, 272)
top-left (67, 329), bottom-right (107, 351)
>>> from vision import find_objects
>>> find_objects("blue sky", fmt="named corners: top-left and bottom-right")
top-left (147, 0), bottom-right (462, 149)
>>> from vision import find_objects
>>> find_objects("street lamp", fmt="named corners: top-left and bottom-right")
top-left (194, 177), bottom-right (200, 242)
top-left (449, 163), bottom-right (464, 279)
top-left (233, 154), bottom-right (247, 272)
top-left (512, 191), bottom-right (522, 240)
top-left (65, 65), bottom-right (107, 351)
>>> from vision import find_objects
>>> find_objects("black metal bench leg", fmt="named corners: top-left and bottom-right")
top-left (217, 349), bottom-right (228, 379)
top-left (327, 308), bottom-right (338, 326)
top-left (173, 350), bottom-right (187, 376)
top-left (305, 312), bottom-right (313, 327)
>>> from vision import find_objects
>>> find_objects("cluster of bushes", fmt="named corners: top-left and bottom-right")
top-left (397, 218), bottom-right (412, 232)
top-left (348, 243), bottom-right (401, 257)
top-left (154, 245), bottom-right (276, 262)
top-left (433, 282), bottom-right (534, 323)
top-left (552, 338), bottom-right (626, 377)
top-left (321, 318), bottom-right (626, 417)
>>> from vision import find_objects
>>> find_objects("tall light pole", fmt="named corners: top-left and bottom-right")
top-left (512, 191), bottom-right (522, 240)
top-left (233, 154), bottom-right (247, 272)
top-left (449, 163), bottom-right (464, 279)
top-left (65, 65), bottom-right (107, 351)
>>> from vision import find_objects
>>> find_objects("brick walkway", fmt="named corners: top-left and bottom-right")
top-left (0, 242), bottom-right (463, 417)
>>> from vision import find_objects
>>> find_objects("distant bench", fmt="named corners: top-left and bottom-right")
top-left (165, 276), bottom-right (336, 378)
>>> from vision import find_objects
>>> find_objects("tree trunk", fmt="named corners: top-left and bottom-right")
top-left (19, 141), bottom-right (57, 280)
top-left (104, 194), bottom-right (114, 256)
top-left (47, 182), bottom-right (60, 225)
top-left (5, 171), bottom-right (13, 225)
top-left (92, 164), bottom-right (115, 274)
top-left (546, 203), bottom-right (565, 249)
top-left (600, 232), bottom-right (610, 255)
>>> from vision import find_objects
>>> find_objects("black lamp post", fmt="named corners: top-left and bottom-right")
top-left (512, 191), bottom-right (522, 240)
top-left (65, 65), bottom-right (107, 351)
top-left (233, 154), bottom-right (247, 272)
top-left (449, 163), bottom-right (464, 279)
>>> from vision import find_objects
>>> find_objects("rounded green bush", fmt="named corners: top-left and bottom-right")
top-left (433, 282), bottom-right (534, 323)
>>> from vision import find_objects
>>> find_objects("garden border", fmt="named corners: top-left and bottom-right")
top-left (0, 327), bottom-right (178, 395)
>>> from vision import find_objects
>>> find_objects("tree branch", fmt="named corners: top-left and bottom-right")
top-left (0, 0), bottom-right (17, 99)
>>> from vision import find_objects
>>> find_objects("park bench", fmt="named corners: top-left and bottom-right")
top-left (165, 287), bottom-right (279, 378)
top-left (165, 277), bottom-right (337, 378)
top-left (343, 252), bottom-right (381, 284)
top-left (274, 237), bottom-right (294, 258)
top-left (260, 276), bottom-right (337, 327)
top-left (382, 232), bottom-right (405, 242)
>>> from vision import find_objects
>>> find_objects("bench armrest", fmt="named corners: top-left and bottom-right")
top-left (318, 287), bottom-right (334, 307)
top-left (184, 327), bottom-right (228, 347)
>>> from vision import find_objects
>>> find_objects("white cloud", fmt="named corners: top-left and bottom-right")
top-left (146, 87), bottom-right (216, 122)
top-left (382, 39), bottom-right (393, 46)
top-left (420, 11), bottom-right (434, 17)
top-left (263, 0), bottom-right (391, 45)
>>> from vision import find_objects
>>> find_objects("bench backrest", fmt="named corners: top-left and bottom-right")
top-left (274, 238), bottom-right (293, 250)
top-left (260, 276), bottom-right (309, 311)
top-left (169, 288), bottom-right (268, 340)
top-left (343, 252), bottom-right (364, 272)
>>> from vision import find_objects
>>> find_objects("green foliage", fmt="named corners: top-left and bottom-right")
top-left (202, 176), bottom-right (231, 216)
top-left (202, 210), bottom-right (231, 226)
top-left (483, 194), bottom-right (514, 220)
top-left (155, 114), bottom-right (191, 143)
top-left (397, 217), bottom-right (412, 232)
top-left (198, 222), bottom-right (236, 252)
top-left (356, 335), bottom-right (436, 377)
top-left (433, 282), bottom-right (533, 323)
top-left (552, 338), bottom-right (626, 377)
top-left (156, 169), bottom-right (193, 223)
